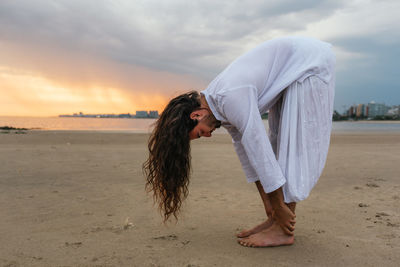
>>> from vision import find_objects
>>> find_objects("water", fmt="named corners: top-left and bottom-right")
top-left (330, 121), bottom-right (400, 133)
top-left (0, 116), bottom-right (156, 133)
top-left (1, 116), bottom-right (400, 133)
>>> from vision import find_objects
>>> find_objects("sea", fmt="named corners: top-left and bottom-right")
top-left (1, 116), bottom-right (400, 133)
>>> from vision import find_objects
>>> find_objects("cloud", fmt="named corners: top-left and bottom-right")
top-left (0, 0), bottom-right (399, 114)
top-left (294, 0), bottom-right (400, 108)
top-left (0, 0), bottom-right (347, 79)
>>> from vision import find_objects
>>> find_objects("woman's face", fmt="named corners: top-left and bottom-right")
top-left (188, 109), bottom-right (216, 140)
top-left (189, 120), bottom-right (215, 140)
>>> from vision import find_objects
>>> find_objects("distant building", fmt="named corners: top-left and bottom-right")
top-left (118, 113), bottom-right (132, 118)
top-left (60, 111), bottom-right (158, 119)
top-left (367, 101), bottom-right (390, 118)
top-left (135, 111), bottom-right (149, 118)
top-left (134, 110), bottom-right (159, 118)
top-left (148, 110), bottom-right (159, 118)
top-left (356, 104), bottom-right (365, 117)
top-left (364, 105), bottom-right (369, 117)
top-left (347, 105), bottom-right (357, 118)
top-left (72, 112), bottom-right (84, 117)
top-left (387, 106), bottom-right (400, 116)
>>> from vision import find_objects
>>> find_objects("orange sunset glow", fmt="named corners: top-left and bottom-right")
top-left (0, 28), bottom-right (206, 117)
top-left (0, 68), bottom-right (168, 116)
top-left (0, 44), bottom-right (205, 117)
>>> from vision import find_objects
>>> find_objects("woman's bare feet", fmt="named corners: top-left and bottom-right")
top-left (237, 222), bottom-right (294, 247)
top-left (236, 218), bottom-right (274, 238)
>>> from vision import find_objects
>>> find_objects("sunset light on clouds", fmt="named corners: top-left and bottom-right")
top-left (1, 0), bottom-right (399, 116)
top-left (0, 64), bottom-right (193, 116)
top-left (0, 24), bottom-right (203, 116)
top-left (0, 67), bottom-right (171, 116)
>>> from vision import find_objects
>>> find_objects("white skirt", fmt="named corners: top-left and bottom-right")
top-left (268, 75), bottom-right (335, 203)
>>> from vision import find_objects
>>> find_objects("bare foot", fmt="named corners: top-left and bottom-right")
top-left (237, 222), bottom-right (294, 247)
top-left (236, 218), bottom-right (274, 238)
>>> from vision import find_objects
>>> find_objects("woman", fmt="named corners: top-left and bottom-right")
top-left (143, 36), bottom-right (335, 247)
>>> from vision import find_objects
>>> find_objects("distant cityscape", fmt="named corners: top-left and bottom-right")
top-left (59, 110), bottom-right (159, 119)
top-left (59, 102), bottom-right (400, 121)
top-left (334, 101), bottom-right (400, 121)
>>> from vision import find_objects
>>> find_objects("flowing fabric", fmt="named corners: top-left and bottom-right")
top-left (201, 36), bottom-right (336, 203)
top-left (269, 75), bottom-right (335, 202)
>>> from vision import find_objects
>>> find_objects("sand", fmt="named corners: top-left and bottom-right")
top-left (0, 130), bottom-right (399, 266)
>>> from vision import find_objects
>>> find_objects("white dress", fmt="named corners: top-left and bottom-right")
top-left (201, 36), bottom-right (336, 203)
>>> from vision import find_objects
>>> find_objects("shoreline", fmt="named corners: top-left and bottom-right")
top-left (2, 128), bottom-right (400, 135)
top-left (334, 120), bottom-right (400, 124)
top-left (2, 118), bottom-right (400, 133)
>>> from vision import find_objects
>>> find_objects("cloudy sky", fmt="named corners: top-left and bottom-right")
top-left (0, 0), bottom-right (399, 116)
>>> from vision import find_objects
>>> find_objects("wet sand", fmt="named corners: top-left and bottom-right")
top-left (0, 130), bottom-right (399, 266)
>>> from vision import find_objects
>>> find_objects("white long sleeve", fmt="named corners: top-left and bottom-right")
top-left (219, 86), bottom-right (286, 193)
top-left (224, 125), bottom-right (259, 182)
top-left (201, 36), bottom-right (335, 196)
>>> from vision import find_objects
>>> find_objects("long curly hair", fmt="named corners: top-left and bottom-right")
top-left (143, 91), bottom-right (201, 221)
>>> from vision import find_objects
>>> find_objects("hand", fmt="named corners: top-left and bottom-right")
top-left (273, 204), bottom-right (296, 235)
top-left (267, 187), bottom-right (296, 235)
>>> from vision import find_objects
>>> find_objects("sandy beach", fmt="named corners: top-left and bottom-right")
top-left (0, 130), bottom-right (399, 266)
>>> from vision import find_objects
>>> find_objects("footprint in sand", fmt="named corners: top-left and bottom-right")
top-left (376, 233), bottom-right (396, 240)
top-left (2, 260), bottom-right (18, 267)
top-left (375, 212), bottom-right (400, 228)
top-left (152, 234), bottom-right (178, 241)
top-left (386, 222), bottom-right (400, 227)
top-left (375, 212), bottom-right (390, 219)
top-left (82, 224), bottom-right (131, 235)
top-left (65, 241), bottom-right (82, 248)
top-left (366, 182), bottom-right (379, 188)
